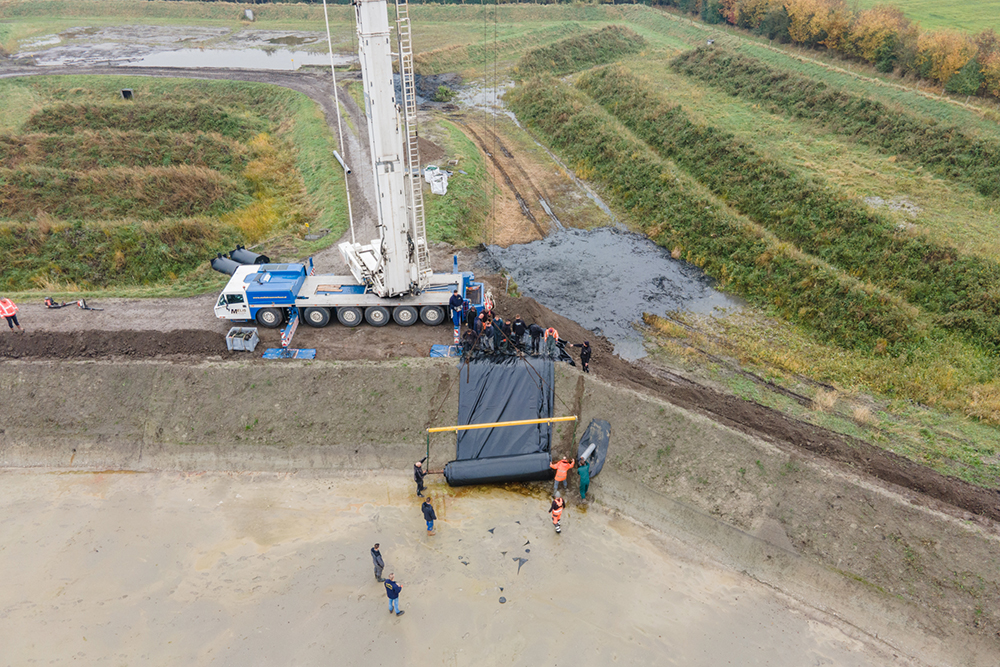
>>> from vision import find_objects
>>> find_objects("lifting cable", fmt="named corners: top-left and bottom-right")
top-left (322, 0), bottom-right (357, 244)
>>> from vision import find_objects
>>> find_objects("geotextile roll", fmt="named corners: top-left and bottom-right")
top-left (444, 453), bottom-right (554, 487)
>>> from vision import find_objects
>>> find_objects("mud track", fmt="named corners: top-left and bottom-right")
top-left (1, 63), bottom-right (997, 526)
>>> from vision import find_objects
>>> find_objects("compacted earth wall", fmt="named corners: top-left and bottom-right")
top-left (1, 359), bottom-right (998, 662)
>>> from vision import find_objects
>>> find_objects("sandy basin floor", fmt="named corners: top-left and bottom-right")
top-left (0, 469), bottom-right (910, 666)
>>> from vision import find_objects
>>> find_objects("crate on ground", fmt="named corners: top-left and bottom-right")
top-left (226, 327), bottom-right (259, 352)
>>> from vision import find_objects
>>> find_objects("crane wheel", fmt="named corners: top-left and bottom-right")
top-left (255, 307), bottom-right (284, 329)
top-left (393, 306), bottom-right (418, 327)
top-left (303, 307), bottom-right (331, 328)
top-left (365, 306), bottom-right (390, 327)
top-left (337, 306), bottom-right (363, 327)
top-left (419, 306), bottom-right (445, 326)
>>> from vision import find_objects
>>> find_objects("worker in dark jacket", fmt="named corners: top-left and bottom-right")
top-left (528, 322), bottom-right (544, 355)
top-left (414, 457), bottom-right (427, 497)
top-left (371, 543), bottom-right (385, 581)
top-left (482, 320), bottom-right (494, 352)
top-left (492, 315), bottom-right (505, 351)
top-left (421, 499), bottom-right (437, 535)
top-left (512, 315), bottom-right (526, 349)
top-left (384, 573), bottom-right (404, 615)
top-left (466, 307), bottom-right (477, 330)
top-left (449, 290), bottom-right (464, 328)
top-left (572, 341), bottom-right (592, 373)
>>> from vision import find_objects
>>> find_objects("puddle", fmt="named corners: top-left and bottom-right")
top-left (267, 36), bottom-right (319, 46)
top-left (481, 227), bottom-right (742, 360)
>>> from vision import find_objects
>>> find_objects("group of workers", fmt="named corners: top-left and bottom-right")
top-left (548, 455), bottom-right (591, 533)
top-left (449, 291), bottom-right (592, 372)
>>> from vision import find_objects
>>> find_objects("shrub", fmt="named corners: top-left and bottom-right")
top-left (506, 77), bottom-right (921, 352)
top-left (578, 65), bottom-right (1000, 351)
top-left (672, 48), bottom-right (1000, 200)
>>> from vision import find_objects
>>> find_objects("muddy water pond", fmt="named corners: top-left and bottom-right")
top-left (483, 227), bottom-right (741, 360)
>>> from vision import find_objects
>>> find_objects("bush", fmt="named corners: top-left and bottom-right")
top-left (506, 77), bottom-right (921, 352)
top-left (672, 47), bottom-right (1000, 200)
top-left (577, 65), bottom-right (1000, 351)
top-left (515, 25), bottom-right (646, 78)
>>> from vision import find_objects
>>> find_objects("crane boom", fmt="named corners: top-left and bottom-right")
top-left (339, 0), bottom-right (428, 298)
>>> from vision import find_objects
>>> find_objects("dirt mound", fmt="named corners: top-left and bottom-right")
top-left (0, 329), bottom-right (230, 360)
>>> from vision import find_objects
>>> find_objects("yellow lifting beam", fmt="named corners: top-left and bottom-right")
top-left (427, 416), bottom-right (577, 434)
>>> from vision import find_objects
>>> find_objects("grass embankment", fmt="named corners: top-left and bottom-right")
top-left (416, 23), bottom-right (585, 76)
top-left (577, 65), bottom-right (1000, 352)
top-left (0, 76), bottom-right (345, 295)
top-left (506, 78), bottom-right (919, 351)
top-left (673, 48), bottom-right (1000, 200)
top-left (514, 25), bottom-right (645, 78)
top-left (422, 119), bottom-right (489, 246)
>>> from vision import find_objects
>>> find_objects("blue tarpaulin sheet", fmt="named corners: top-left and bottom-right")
top-left (429, 345), bottom-right (461, 358)
top-left (262, 348), bottom-right (316, 359)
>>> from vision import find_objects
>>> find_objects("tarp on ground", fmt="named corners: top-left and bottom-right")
top-left (455, 356), bottom-right (554, 461)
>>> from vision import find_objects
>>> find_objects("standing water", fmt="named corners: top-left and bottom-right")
top-left (483, 228), bottom-right (741, 361)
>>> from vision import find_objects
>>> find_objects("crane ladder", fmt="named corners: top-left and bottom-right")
top-left (395, 0), bottom-right (430, 288)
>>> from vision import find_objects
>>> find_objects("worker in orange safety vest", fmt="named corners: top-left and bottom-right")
top-left (550, 456), bottom-right (574, 495)
top-left (544, 327), bottom-right (559, 358)
top-left (0, 298), bottom-right (23, 332)
top-left (549, 494), bottom-right (565, 533)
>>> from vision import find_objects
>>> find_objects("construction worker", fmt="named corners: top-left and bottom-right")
top-left (512, 315), bottom-right (526, 349)
top-left (578, 457), bottom-right (591, 501)
top-left (492, 315), bottom-right (505, 351)
top-left (0, 298), bottom-right (23, 332)
top-left (449, 290), bottom-right (464, 328)
top-left (550, 456), bottom-right (574, 495)
top-left (571, 341), bottom-right (592, 373)
top-left (528, 323), bottom-right (544, 355)
top-left (544, 327), bottom-right (559, 358)
top-left (421, 498), bottom-right (437, 535)
top-left (384, 573), bottom-right (404, 616)
top-left (414, 457), bottom-right (428, 497)
top-left (481, 319), bottom-right (494, 352)
top-left (549, 494), bottom-right (565, 533)
top-left (371, 543), bottom-right (385, 581)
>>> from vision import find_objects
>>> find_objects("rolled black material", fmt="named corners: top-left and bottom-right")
top-left (444, 453), bottom-right (554, 487)
top-left (577, 418), bottom-right (611, 478)
top-left (210, 254), bottom-right (241, 275)
top-left (230, 246), bottom-right (270, 265)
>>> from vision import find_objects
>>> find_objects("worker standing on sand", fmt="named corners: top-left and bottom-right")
top-left (414, 457), bottom-right (428, 497)
top-left (371, 543), bottom-right (385, 581)
top-left (384, 573), bottom-right (404, 616)
top-left (550, 456), bottom-right (574, 494)
top-left (578, 457), bottom-right (591, 501)
top-left (549, 494), bottom-right (565, 533)
top-left (1, 298), bottom-right (23, 332)
top-left (422, 498), bottom-right (437, 535)
top-left (572, 341), bottom-right (592, 373)
top-left (528, 323), bottom-right (544, 355)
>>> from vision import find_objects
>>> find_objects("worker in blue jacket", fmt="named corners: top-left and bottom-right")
top-left (449, 290), bottom-right (464, 328)
top-left (384, 573), bottom-right (404, 616)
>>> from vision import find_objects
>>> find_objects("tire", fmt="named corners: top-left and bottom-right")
top-left (255, 307), bottom-right (284, 329)
top-left (365, 306), bottom-right (390, 327)
top-left (337, 306), bottom-right (363, 327)
top-left (419, 305), bottom-right (445, 326)
top-left (393, 306), bottom-right (418, 327)
top-left (303, 307), bottom-right (331, 328)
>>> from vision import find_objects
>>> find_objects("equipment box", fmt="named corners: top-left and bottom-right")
top-left (226, 327), bottom-right (259, 352)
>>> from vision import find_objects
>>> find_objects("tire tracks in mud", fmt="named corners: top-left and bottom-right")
top-left (454, 120), bottom-right (557, 238)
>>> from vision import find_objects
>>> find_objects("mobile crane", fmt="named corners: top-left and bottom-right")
top-left (214, 0), bottom-right (483, 330)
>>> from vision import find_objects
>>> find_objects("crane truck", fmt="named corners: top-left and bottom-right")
top-left (213, 0), bottom-right (483, 331)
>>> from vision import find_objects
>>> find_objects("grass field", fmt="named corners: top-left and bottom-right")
top-left (852, 0), bottom-right (1000, 34)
